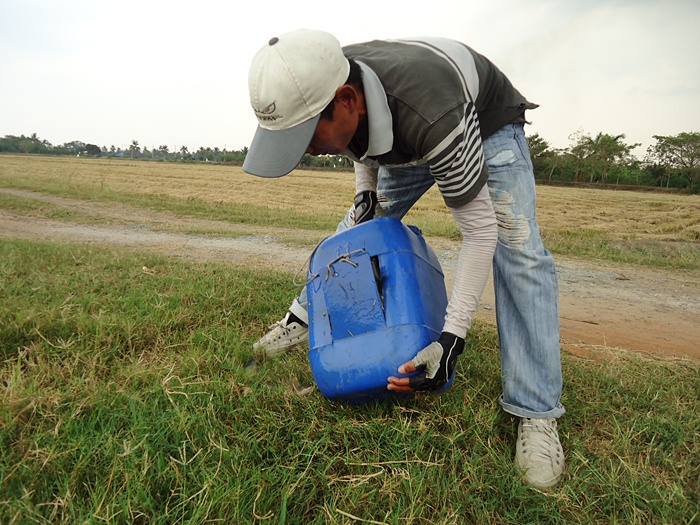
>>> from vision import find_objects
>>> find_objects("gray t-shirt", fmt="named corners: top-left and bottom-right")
top-left (343, 38), bottom-right (537, 208)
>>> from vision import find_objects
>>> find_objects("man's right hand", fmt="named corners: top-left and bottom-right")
top-left (387, 332), bottom-right (465, 392)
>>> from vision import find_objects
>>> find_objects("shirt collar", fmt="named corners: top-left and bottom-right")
top-left (347, 61), bottom-right (393, 161)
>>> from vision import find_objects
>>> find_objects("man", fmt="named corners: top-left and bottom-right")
top-left (243, 29), bottom-right (565, 489)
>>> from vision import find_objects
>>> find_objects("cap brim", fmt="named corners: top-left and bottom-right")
top-left (242, 114), bottom-right (320, 178)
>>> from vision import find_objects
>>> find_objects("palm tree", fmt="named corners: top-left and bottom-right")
top-left (571, 132), bottom-right (639, 184)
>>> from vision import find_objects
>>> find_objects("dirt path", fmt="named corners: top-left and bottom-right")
top-left (2, 188), bottom-right (698, 362)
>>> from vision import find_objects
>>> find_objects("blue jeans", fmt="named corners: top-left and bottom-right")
top-left (300, 123), bottom-right (564, 419)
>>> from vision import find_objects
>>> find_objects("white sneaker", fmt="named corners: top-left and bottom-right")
top-left (516, 418), bottom-right (565, 489)
top-left (253, 299), bottom-right (309, 357)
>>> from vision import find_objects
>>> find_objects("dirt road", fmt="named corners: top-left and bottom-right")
top-left (2, 188), bottom-right (698, 361)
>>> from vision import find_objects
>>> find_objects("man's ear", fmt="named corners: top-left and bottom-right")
top-left (335, 84), bottom-right (359, 112)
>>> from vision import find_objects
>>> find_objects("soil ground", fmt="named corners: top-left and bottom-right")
top-left (1, 188), bottom-right (698, 362)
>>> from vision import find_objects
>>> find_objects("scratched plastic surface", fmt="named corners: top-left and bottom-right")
top-left (307, 217), bottom-right (450, 403)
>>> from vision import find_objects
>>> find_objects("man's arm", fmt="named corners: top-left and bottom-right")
top-left (442, 184), bottom-right (497, 338)
top-left (354, 162), bottom-right (378, 193)
top-left (388, 101), bottom-right (496, 392)
top-left (387, 184), bottom-right (496, 392)
top-left (350, 162), bottom-right (381, 225)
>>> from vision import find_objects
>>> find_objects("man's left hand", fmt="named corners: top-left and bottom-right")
top-left (387, 332), bottom-right (464, 392)
top-left (352, 190), bottom-right (378, 225)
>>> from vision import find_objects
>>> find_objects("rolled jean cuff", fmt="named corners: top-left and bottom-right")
top-left (499, 396), bottom-right (566, 419)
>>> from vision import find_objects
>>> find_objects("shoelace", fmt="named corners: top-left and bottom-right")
top-left (267, 318), bottom-right (302, 338)
top-left (521, 419), bottom-right (561, 462)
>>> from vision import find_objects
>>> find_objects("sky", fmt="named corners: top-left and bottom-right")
top-left (1, 0), bottom-right (698, 158)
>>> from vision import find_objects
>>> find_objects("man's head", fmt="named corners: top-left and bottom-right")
top-left (243, 29), bottom-right (363, 178)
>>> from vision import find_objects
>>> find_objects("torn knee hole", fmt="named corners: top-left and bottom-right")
top-left (490, 190), bottom-right (530, 248)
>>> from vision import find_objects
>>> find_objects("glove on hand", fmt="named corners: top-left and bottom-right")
top-left (352, 190), bottom-right (378, 225)
top-left (393, 332), bottom-right (465, 392)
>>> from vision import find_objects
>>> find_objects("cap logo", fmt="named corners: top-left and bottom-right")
top-left (255, 102), bottom-right (276, 115)
top-left (254, 102), bottom-right (280, 122)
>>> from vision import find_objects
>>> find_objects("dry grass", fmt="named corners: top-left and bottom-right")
top-left (2, 154), bottom-right (700, 244)
top-left (0, 155), bottom-right (357, 214)
top-left (535, 185), bottom-right (700, 242)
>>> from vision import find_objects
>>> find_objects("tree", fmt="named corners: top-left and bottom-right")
top-left (0, 134), bottom-right (54, 154)
top-left (85, 144), bottom-right (101, 157)
top-left (527, 133), bottom-right (550, 159)
top-left (569, 131), bottom-right (640, 184)
top-left (527, 133), bottom-right (558, 181)
top-left (129, 140), bottom-right (140, 159)
top-left (646, 132), bottom-right (700, 191)
top-left (642, 162), bottom-right (671, 188)
top-left (196, 146), bottom-right (214, 161)
top-left (60, 140), bottom-right (87, 155)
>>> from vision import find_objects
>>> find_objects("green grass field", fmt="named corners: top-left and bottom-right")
top-left (1, 156), bottom-right (699, 523)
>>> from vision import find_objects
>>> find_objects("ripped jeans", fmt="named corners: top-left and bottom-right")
top-left (298, 123), bottom-right (564, 418)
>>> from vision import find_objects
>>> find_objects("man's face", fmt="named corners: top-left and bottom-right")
top-left (305, 86), bottom-right (362, 156)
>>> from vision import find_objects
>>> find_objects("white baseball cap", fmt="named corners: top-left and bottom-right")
top-left (242, 29), bottom-right (350, 178)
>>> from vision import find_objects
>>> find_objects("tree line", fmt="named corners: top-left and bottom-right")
top-left (2, 130), bottom-right (698, 193)
top-left (530, 130), bottom-right (699, 192)
top-left (0, 135), bottom-right (250, 163)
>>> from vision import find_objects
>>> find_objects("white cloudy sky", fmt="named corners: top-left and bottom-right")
top-left (1, 0), bottom-right (698, 157)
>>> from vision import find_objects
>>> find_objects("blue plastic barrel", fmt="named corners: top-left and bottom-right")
top-left (306, 217), bottom-right (450, 403)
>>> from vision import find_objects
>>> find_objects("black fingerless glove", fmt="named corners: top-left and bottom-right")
top-left (353, 190), bottom-right (378, 225)
top-left (408, 332), bottom-right (465, 391)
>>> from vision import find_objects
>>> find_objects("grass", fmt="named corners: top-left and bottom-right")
top-left (545, 230), bottom-right (700, 270)
top-left (1, 155), bottom-right (700, 271)
top-left (0, 191), bottom-right (100, 224)
top-left (1, 239), bottom-right (699, 524)
top-left (1, 155), bottom-right (699, 522)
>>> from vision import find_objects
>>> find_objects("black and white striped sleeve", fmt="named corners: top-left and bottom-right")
top-left (423, 101), bottom-right (488, 208)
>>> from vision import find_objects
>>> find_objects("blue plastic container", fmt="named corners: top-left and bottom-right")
top-left (307, 217), bottom-right (450, 403)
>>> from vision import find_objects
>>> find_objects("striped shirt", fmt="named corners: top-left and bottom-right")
top-left (342, 38), bottom-right (537, 208)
